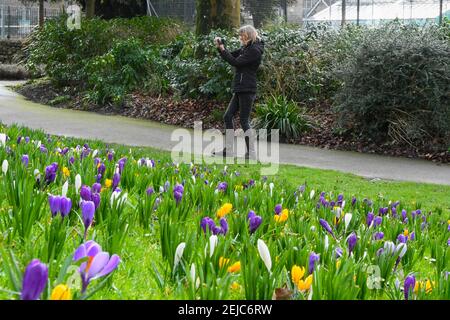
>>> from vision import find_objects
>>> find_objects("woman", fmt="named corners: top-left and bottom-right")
top-left (214, 25), bottom-right (264, 159)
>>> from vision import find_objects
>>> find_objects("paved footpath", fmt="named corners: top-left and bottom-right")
top-left (1, 81), bottom-right (449, 185)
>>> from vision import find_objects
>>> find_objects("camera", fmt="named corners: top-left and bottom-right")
top-left (216, 37), bottom-right (225, 46)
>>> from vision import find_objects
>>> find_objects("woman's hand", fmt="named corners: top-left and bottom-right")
top-left (214, 37), bottom-right (225, 51)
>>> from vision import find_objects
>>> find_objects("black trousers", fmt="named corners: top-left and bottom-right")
top-left (223, 92), bottom-right (256, 132)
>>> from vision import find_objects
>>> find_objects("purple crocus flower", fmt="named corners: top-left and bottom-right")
top-left (164, 181), bottom-right (170, 192)
top-left (81, 201), bottom-right (95, 240)
top-left (397, 234), bottom-right (407, 243)
top-left (21, 154), bottom-right (29, 167)
top-left (248, 210), bottom-right (262, 234)
top-left (410, 232), bottom-right (415, 241)
top-left (200, 217), bottom-right (216, 234)
top-left (92, 193), bottom-right (101, 210)
top-left (404, 275), bottom-right (416, 300)
top-left (173, 184), bottom-right (184, 204)
top-left (92, 183), bottom-right (101, 194)
top-left (69, 156), bottom-right (75, 165)
top-left (80, 185), bottom-right (92, 201)
top-left (17, 136), bottom-right (22, 144)
top-left (40, 145), bottom-right (48, 154)
top-left (448, 238), bottom-right (450, 246)
top-left (217, 182), bottom-right (227, 192)
top-left (274, 204), bottom-right (282, 215)
top-left (366, 212), bottom-right (374, 227)
top-left (21, 259), bottom-right (48, 300)
top-left (379, 207), bottom-right (388, 215)
top-left (401, 209), bottom-right (407, 222)
top-left (97, 163), bottom-right (106, 176)
top-left (411, 211), bottom-right (417, 219)
top-left (60, 147), bottom-right (69, 155)
top-left (308, 252), bottom-right (320, 274)
top-left (337, 194), bottom-right (344, 206)
top-left (391, 206), bottom-right (397, 218)
top-left (44, 162), bottom-right (58, 184)
top-left (118, 158), bottom-right (127, 174)
top-left (112, 173), bottom-right (121, 191)
top-left (347, 232), bottom-right (357, 255)
top-left (48, 195), bottom-right (61, 217)
top-left (335, 247), bottom-right (343, 258)
top-left (374, 232), bottom-right (384, 240)
top-left (351, 196), bottom-right (357, 206)
top-left (373, 216), bottom-right (382, 227)
top-left (96, 174), bottom-right (102, 183)
top-left (73, 241), bottom-right (120, 294)
top-left (59, 196), bottom-right (72, 217)
top-left (219, 218), bottom-right (228, 235)
top-left (107, 151), bottom-right (114, 162)
top-left (25, 136), bottom-right (30, 143)
top-left (146, 187), bottom-right (154, 196)
top-left (319, 218), bottom-right (335, 238)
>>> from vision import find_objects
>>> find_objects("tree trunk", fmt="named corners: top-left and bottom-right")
top-left (341, 0), bottom-right (346, 27)
top-left (38, 0), bottom-right (44, 27)
top-left (196, 0), bottom-right (240, 36)
top-left (86, 0), bottom-right (96, 18)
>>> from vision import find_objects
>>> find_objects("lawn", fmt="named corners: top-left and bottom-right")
top-left (0, 123), bottom-right (449, 300)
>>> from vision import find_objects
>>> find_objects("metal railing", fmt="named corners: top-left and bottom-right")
top-left (0, 5), bottom-right (62, 39)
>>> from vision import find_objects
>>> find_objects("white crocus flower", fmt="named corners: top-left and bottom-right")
top-left (111, 191), bottom-right (127, 208)
top-left (310, 225), bottom-right (316, 232)
top-left (269, 183), bottom-right (274, 197)
top-left (34, 169), bottom-right (41, 181)
top-left (324, 235), bottom-right (329, 251)
top-left (310, 190), bottom-right (315, 199)
top-left (75, 174), bottom-right (82, 193)
top-left (257, 239), bottom-right (272, 273)
top-left (174, 242), bottom-right (186, 270)
top-left (209, 235), bottom-right (218, 258)
top-left (192, 175), bottom-right (196, 184)
top-left (344, 213), bottom-right (352, 231)
top-left (396, 243), bottom-right (407, 258)
top-left (159, 186), bottom-right (164, 193)
top-left (62, 180), bottom-right (69, 197)
top-left (92, 149), bottom-right (98, 158)
top-left (384, 241), bottom-right (396, 255)
top-left (341, 200), bottom-right (346, 210)
top-left (2, 159), bottom-right (8, 174)
top-left (190, 263), bottom-right (196, 283)
top-left (0, 133), bottom-right (6, 146)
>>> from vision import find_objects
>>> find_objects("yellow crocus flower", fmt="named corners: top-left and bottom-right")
top-left (62, 167), bottom-right (70, 178)
top-left (230, 282), bottom-right (241, 290)
top-left (291, 265), bottom-right (305, 285)
top-left (297, 274), bottom-right (313, 292)
top-left (51, 284), bottom-right (72, 300)
top-left (217, 203), bottom-right (232, 218)
top-left (274, 209), bottom-right (288, 223)
top-left (404, 229), bottom-right (409, 237)
top-left (219, 257), bottom-right (230, 268)
top-left (227, 261), bottom-right (241, 273)
top-left (105, 179), bottom-right (112, 188)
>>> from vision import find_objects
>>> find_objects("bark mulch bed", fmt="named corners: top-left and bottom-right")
top-left (15, 81), bottom-right (450, 164)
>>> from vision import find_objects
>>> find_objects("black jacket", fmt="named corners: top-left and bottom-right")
top-left (219, 39), bottom-right (264, 93)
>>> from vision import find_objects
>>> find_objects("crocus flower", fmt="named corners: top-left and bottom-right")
top-left (335, 247), bottom-right (343, 258)
top-left (200, 217), bottom-right (216, 234)
top-left (401, 209), bottom-right (407, 222)
top-left (92, 193), bottom-right (101, 209)
top-left (48, 195), bottom-right (61, 217)
top-left (217, 182), bottom-right (227, 192)
top-left (248, 210), bottom-right (262, 234)
top-left (404, 275), bottom-right (416, 300)
top-left (92, 183), bottom-right (101, 194)
top-left (319, 219), bottom-right (335, 238)
top-left (80, 185), bottom-right (92, 201)
top-left (274, 204), bottom-right (282, 215)
top-left (69, 156), bottom-right (75, 165)
top-left (60, 196), bottom-right (72, 217)
top-left (73, 241), bottom-right (120, 294)
top-left (146, 187), bottom-right (154, 196)
top-left (21, 154), bottom-right (29, 167)
top-left (112, 173), bottom-right (120, 190)
top-left (173, 184), bottom-right (184, 204)
top-left (397, 234), bottom-right (407, 243)
top-left (107, 151), bottom-right (114, 161)
top-left (374, 232), bottom-right (384, 240)
top-left (118, 157), bottom-right (127, 174)
top-left (347, 232), bottom-right (357, 255)
top-left (308, 252), bottom-right (320, 274)
top-left (45, 162), bottom-right (58, 184)
top-left (21, 259), bottom-right (48, 300)
top-left (351, 196), bottom-right (357, 206)
top-left (366, 212), bottom-right (374, 227)
top-left (373, 216), bottom-right (382, 227)
top-left (81, 200), bottom-right (95, 239)
top-left (257, 239), bottom-right (272, 273)
top-left (51, 284), bottom-right (71, 300)
top-left (218, 217), bottom-right (228, 235)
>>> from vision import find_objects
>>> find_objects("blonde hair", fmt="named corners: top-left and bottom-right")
top-left (238, 25), bottom-right (259, 43)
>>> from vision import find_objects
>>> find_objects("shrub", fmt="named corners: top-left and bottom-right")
top-left (332, 22), bottom-right (450, 148)
top-left (253, 95), bottom-right (314, 140)
top-left (85, 38), bottom-right (151, 105)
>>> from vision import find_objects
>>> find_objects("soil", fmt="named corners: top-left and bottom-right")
top-left (15, 80), bottom-right (450, 163)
